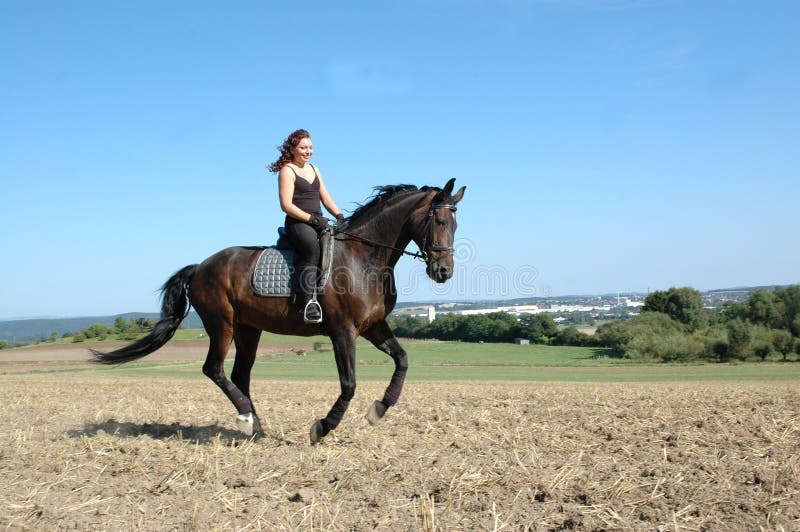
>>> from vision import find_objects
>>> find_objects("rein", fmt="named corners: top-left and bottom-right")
top-left (332, 227), bottom-right (427, 261)
top-left (332, 202), bottom-right (457, 263)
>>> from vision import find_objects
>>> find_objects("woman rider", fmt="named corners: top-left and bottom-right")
top-left (269, 129), bottom-right (344, 323)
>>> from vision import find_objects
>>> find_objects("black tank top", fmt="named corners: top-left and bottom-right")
top-left (289, 165), bottom-right (321, 217)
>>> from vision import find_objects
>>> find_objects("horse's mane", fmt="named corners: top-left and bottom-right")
top-left (346, 184), bottom-right (438, 226)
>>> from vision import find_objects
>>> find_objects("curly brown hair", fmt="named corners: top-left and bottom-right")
top-left (267, 129), bottom-right (311, 173)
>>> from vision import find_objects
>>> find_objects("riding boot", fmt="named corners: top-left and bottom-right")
top-left (293, 247), bottom-right (323, 323)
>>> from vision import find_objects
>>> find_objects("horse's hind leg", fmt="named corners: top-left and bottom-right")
top-left (362, 319), bottom-right (408, 425)
top-left (201, 317), bottom-right (259, 436)
top-left (231, 323), bottom-right (263, 436)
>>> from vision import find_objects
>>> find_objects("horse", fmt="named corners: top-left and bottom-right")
top-left (92, 178), bottom-right (466, 444)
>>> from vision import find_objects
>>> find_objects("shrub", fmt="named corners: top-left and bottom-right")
top-left (751, 326), bottom-right (775, 361)
top-left (704, 325), bottom-right (730, 362)
top-left (595, 312), bottom-right (686, 359)
top-left (627, 330), bottom-right (705, 362)
top-left (551, 326), bottom-right (591, 347)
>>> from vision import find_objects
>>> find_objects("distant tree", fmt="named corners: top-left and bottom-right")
top-left (726, 319), bottom-right (753, 360)
top-left (753, 341), bottom-right (772, 361)
top-left (47, 332), bottom-right (58, 343)
top-left (747, 289), bottom-right (782, 328)
top-left (747, 325), bottom-right (773, 361)
top-left (643, 287), bottom-right (707, 331)
top-left (483, 312), bottom-right (520, 342)
top-left (712, 340), bottom-right (729, 361)
top-left (428, 313), bottom-right (463, 341)
top-left (642, 291), bottom-right (669, 314)
top-left (716, 300), bottom-right (748, 323)
top-left (708, 334), bottom-right (731, 362)
top-left (517, 314), bottom-right (557, 343)
top-left (772, 329), bottom-right (794, 361)
top-left (461, 314), bottom-right (492, 342)
top-left (131, 318), bottom-right (155, 332)
top-left (667, 287), bottom-right (708, 331)
top-left (84, 323), bottom-right (111, 340)
top-left (0, 340), bottom-right (7, 350)
top-left (113, 317), bottom-right (129, 334)
top-left (773, 285), bottom-right (800, 336)
top-left (389, 316), bottom-right (429, 338)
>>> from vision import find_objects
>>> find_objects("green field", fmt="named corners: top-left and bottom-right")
top-left (76, 329), bottom-right (800, 383)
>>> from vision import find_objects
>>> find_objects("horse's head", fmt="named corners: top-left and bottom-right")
top-left (417, 178), bottom-right (466, 283)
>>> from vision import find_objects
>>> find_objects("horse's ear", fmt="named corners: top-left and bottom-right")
top-left (441, 178), bottom-right (456, 196)
top-left (452, 185), bottom-right (466, 204)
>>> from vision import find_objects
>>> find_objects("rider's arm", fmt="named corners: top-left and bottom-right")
top-left (316, 167), bottom-right (342, 217)
top-left (278, 167), bottom-right (314, 221)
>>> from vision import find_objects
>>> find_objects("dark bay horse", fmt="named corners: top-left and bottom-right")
top-left (92, 178), bottom-right (465, 444)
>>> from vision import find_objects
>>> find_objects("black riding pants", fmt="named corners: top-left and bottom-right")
top-left (285, 219), bottom-right (321, 298)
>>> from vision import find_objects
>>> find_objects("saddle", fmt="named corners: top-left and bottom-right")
top-left (250, 228), bottom-right (334, 298)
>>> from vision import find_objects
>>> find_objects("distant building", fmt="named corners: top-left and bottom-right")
top-left (620, 298), bottom-right (644, 308)
top-left (457, 304), bottom-right (539, 316)
top-left (514, 338), bottom-right (530, 345)
top-left (427, 306), bottom-right (436, 323)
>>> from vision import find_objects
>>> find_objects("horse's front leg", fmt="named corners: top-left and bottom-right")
top-left (231, 323), bottom-right (264, 437)
top-left (361, 320), bottom-right (408, 425)
top-left (310, 328), bottom-right (357, 444)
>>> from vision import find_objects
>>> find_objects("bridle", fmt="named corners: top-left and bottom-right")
top-left (331, 200), bottom-right (457, 264)
top-left (418, 202), bottom-right (457, 263)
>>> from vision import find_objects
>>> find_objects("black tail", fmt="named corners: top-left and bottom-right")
top-left (91, 264), bottom-right (198, 365)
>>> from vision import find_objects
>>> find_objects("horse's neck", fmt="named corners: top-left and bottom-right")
top-left (348, 193), bottom-right (426, 268)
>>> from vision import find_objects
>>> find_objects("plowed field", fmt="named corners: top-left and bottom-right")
top-left (1, 372), bottom-right (798, 530)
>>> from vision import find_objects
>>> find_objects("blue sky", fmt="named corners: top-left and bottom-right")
top-left (1, 0), bottom-right (798, 319)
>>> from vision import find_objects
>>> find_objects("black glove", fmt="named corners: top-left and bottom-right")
top-left (308, 215), bottom-right (330, 230)
top-left (335, 213), bottom-right (346, 227)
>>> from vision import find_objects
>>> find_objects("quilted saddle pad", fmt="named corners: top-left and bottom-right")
top-left (251, 247), bottom-right (294, 297)
top-left (251, 230), bottom-right (334, 298)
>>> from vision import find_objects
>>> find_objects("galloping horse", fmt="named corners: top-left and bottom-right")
top-left (92, 178), bottom-right (465, 444)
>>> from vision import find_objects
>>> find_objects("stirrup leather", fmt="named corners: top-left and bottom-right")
top-left (303, 299), bottom-right (323, 323)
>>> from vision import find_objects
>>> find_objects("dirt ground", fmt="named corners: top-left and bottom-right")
top-left (0, 349), bottom-right (798, 530)
top-left (0, 340), bottom-right (307, 374)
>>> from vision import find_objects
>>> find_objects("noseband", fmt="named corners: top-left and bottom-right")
top-left (419, 202), bottom-right (457, 263)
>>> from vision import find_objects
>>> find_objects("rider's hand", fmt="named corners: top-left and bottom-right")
top-left (308, 215), bottom-right (331, 230)
top-left (335, 213), bottom-right (345, 227)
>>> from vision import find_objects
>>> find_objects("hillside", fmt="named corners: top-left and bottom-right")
top-left (0, 312), bottom-right (204, 343)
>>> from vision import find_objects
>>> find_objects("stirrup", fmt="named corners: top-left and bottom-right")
top-left (303, 299), bottom-right (323, 323)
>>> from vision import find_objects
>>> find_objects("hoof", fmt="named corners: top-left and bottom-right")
top-left (236, 413), bottom-right (255, 436)
top-left (309, 420), bottom-right (325, 445)
top-left (366, 400), bottom-right (388, 425)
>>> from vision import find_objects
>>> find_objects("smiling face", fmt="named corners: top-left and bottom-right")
top-left (291, 137), bottom-right (313, 165)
